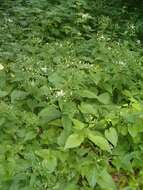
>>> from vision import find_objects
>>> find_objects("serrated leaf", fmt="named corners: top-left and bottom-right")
top-left (88, 130), bottom-right (111, 152)
top-left (105, 128), bottom-right (118, 147)
top-left (64, 133), bottom-right (84, 149)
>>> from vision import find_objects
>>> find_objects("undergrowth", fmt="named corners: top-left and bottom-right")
top-left (0, 0), bottom-right (143, 189)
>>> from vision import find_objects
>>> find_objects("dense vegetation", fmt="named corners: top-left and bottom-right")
top-left (0, 0), bottom-right (143, 189)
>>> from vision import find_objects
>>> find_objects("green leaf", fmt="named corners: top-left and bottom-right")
top-left (60, 101), bottom-right (77, 117)
top-left (0, 90), bottom-right (8, 97)
top-left (97, 169), bottom-right (116, 190)
top-left (64, 183), bottom-right (78, 190)
top-left (86, 167), bottom-right (97, 188)
top-left (90, 71), bottom-right (102, 85)
top-left (79, 102), bottom-right (98, 115)
top-left (97, 92), bottom-right (111, 104)
top-left (128, 122), bottom-right (143, 138)
top-left (64, 133), bottom-right (84, 149)
top-left (11, 90), bottom-right (28, 103)
top-left (72, 119), bottom-right (85, 130)
top-left (48, 72), bottom-right (65, 87)
top-left (88, 130), bottom-right (111, 152)
top-left (62, 115), bottom-right (72, 132)
top-left (48, 119), bottom-right (62, 126)
top-left (105, 128), bottom-right (118, 147)
top-left (42, 155), bottom-right (57, 173)
top-left (24, 131), bottom-right (36, 142)
top-left (77, 90), bottom-right (98, 99)
top-left (35, 149), bottom-right (50, 159)
top-left (58, 130), bottom-right (69, 146)
top-left (39, 85), bottom-right (50, 96)
top-left (39, 105), bottom-right (61, 124)
top-left (35, 149), bottom-right (57, 173)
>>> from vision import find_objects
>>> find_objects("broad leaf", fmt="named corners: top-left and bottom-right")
top-left (11, 90), bottom-right (28, 103)
top-left (42, 155), bottom-right (57, 173)
top-left (88, 130), bottom-right (111, 152)
top-left (72, 119), bottom-right (85, 130)
top-left (39, 105), bottom-right (61, 124)
top-left (35, 149), bottom-right (57, 173)
top-left (77, 90), bottom-right (98, 99)
top-left (86, 167), bottom-right (97, 188)
top-left (105, 128), bottom-right (118, 147)
top-left (97, 169), bottom-right (117, 190)
top-left (97, 92), bottom-right (111, 104)
top-left (64, 133), bottom-right (84, 149)
top-left (24, 131), bottom-right (36, 142)
top-left (0, 90), bottom-right (8, 97)
top-left (48, 72), bottom-right (65, 87)
top-left (79, 102), bottom-right (98, 115)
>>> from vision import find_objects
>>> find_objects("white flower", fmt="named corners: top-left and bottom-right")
top-left (41, 67), bottom-right (47, 73)
top-left (98, 34), bottom-right (105, 40)
top-left (7, 18), bottom-right (13, 23)
top-left (81, 13), bottom-right (91, 19)
top-left (31, 81), bottom-right (35, 86)
top-left (137, 40), bottom-right (141, 44)
top-left (55, 90), bottom-right (65, 97)
top-left (118, 61), bottom-right (126, 66)
top-left (130, 24), bottom-right (135, 29)
top-left (28, 67), bottom-right (32, 71)
top-left (77, 32), bottom-right (81, 36)
top-left (0, 64), bottom-right (4, 70)
top-left (11, 73), bottom-right (15, 78)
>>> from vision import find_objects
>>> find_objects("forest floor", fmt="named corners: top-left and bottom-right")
top-left (0, 1), bottom-right (143, 189)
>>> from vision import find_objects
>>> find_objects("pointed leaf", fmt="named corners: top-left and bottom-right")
top-left (42, 155), bottom-right (57, 173)
top-left (78, 90), bottom-right (98, 99)
top-left (79, 102), bottom-right (98, 115)
top-left (65, 133), bottom-right (84, 149)
top-left (72, 119), bottom-right (85, 130)
top-left (11, 90), bottom-right (28, 103)
top-left (97, 92), bottom-right (111, 104)
top-left (105, 128), bottom-right (118, 147)
top-left (0, 90), bottom-right (8, 97)
top-left (88, 130), bottom-right (111, 152)
top-left (39, 105), bottom-right (61, 124)
top-left (86, 167), bottom-right (97, 188)
top-left (97, 169), bottom-right (117, 190)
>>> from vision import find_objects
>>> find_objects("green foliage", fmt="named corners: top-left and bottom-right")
top-left (0, 0), bottom-right (143, 189)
